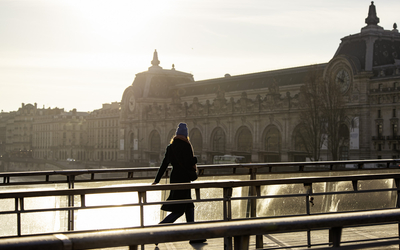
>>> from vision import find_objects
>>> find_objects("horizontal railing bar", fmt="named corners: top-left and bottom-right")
top-left (311, 187), bottom-right (397, 196)
top-left (1, 172), bottom-right (399, 199)
top-left (232, 187), bottom-right (397, 201)
top-left (0, 209), bottom-right (399, 250)
top-left (342, 235), bottom-right (400, 244)
top-left (2, 186), bottom-right (396, 216)
top-left (1, 158), bottom-right (398, 178)
top-left (311, 239), bottom-right (400, 250)
top-left (0, 196), bottom-right (226, 215)
top-left (1, 167), bottom-right (397, 187)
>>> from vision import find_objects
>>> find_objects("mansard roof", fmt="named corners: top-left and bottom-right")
top-left (171, 64), bottom-right (327, 97)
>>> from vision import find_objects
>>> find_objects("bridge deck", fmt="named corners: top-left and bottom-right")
top-left (90, 224), bottom-right (398, 250)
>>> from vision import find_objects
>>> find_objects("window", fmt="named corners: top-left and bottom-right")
top-left (377, 124), bottom-right (383, 137)
top-left (264, 126), bottom-right (281, 152)
top-left (237, 127), bottom-right (252, 152)
top-left (190, 129), bottom-right (203, 154)
top-left (393, 124), bottom-right (398, 137)
top-left (393, 109), bottom-right (397, 117)
top-left (212, 128), bottom-right (226, 153)
top-left (149, 131), bottom-right (160, 152)
top-left (378, 110), bottom-right (381, 118)
top-left (339, 146), bottom-right (349, 160)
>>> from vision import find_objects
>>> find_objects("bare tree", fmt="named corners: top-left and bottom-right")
top-left (298, 66), bottom-right (347, 161)
top-left (320, 78), bottom-right (347, 160)
top-left (298, 66), bottom-right (325, 161)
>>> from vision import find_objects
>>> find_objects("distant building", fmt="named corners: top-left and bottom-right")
top-left (4, 103), bottom-right (37, 158)
top-left (86, 102), bottom-right (121, 162)
top-left (32, 108), bottom-right (88, 161)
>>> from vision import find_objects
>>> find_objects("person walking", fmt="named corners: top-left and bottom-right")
top-left (152, 122), bottom-right (206, 244)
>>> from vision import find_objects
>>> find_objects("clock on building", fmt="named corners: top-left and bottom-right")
top-left (335, 69), bottom-right (351, 93)
top-left (128, 95), bottom-right (136, 112)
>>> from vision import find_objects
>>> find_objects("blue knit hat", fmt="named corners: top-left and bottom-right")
top-left (176, 123), bottom-right (188, 137)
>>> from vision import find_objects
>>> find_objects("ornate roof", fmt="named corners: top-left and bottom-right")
top-left (130, 50), bottom-right (194, 99)
top-left (335, 2), bottom-right (400, 76)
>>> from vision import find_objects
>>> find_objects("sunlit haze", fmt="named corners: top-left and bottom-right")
top-left (1, 0), bottom-right (399, 112)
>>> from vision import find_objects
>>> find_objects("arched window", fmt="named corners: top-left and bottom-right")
top-left (294, 126), bottom-right (307, 152)
top-left (149, 130), bottom-right (161, 152)
top-left (237, 127), bottom-right (252, 152)
top-left (212, 127), bottom-right (225, 153)
top-left (291, 125), bottom-right (308, 162)
top-left (339, 124), bottom-right (349, 160)
top-left (264, 126), bottom-right (281, 152)
top-left (190, 128), bottom-right (202, 154)
top-left (129, 132), bottom-right (134, 150)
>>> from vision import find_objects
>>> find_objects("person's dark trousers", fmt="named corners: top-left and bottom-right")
top-left (160, 206), bottom-right (194, 224)
top-left (158, 206), bottom-right (206, 244)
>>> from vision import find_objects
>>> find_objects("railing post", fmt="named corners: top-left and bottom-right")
top-left (67, 175), bottom-right (75, 231)
top-left (304, 183), bottom-right (313, 248)
top-left (395, 178), bottom-right (400, 249)
top-left (329, 227), bottom-right (342, 247)
top-left (395, 179), bottom-right (400, 208)
top-left (138, 191), bottom-right (146, 250)
top-left (224, 187), bottom-right (233, 250)
top-left (254, 185), bottom-right (263, 249)
top-left (248, 168), bottom-right (263, 248)
top-left (15, 197), bottom-right (22, 236)
top-left (138, 191), bottom-right (146, 227)
top-left (234, 235), bottom-right (250, 250)
top-left (195, 188), bottom-right (201, 200)
top-left (352, 180), bottom-right (358, 191)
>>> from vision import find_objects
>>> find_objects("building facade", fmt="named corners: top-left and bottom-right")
top-left (118, 2), bottom-right (400, 165)
top-left (86, 102), bottom-right (121, 162)
top-left (32, 108), bottom-right (88, 161)
top-left (1, 2), bottom-right (399, 166)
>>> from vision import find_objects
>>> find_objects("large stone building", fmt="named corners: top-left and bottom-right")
top-left (1, 2), bottom-right (399, 166)
top-left (119, 2), bottom-right (400, 165)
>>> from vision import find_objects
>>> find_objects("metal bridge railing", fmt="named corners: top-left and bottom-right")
top-left (1, 170), bottom-right (400, 249)
top-left (0, 209), bottom-right (399, 250)
top-left (1, 158), bottom-right (399, 187)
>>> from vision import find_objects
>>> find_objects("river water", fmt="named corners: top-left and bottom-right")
top-left (0, 170), bottom-right (397, 237)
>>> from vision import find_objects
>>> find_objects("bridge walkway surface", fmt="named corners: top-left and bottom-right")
top-left (90, 224), bottom-right (398, 250)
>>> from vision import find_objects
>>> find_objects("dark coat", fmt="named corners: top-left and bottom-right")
top-left (154, 136), bottom-right (197, 212)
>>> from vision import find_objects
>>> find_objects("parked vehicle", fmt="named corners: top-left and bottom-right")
top-left (213, 155), bottom-right (246, 164)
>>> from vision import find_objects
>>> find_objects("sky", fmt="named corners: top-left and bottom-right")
top-left (1, 0), bottom-right (399, 113)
